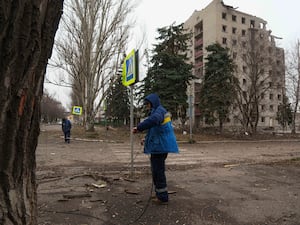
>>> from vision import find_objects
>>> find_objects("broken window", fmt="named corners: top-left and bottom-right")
top-left (232, 15), bottom-right (237, 22)
top-left (222, 12), bottom-right (227, 19)
top-left (233, 52), bottom-right (237, 59)
top-left (222, 37), bottom-right (227, 44)
top-left (241, 17), bottom-right (246, 24)
top-left (232, 39), bottom-right (237, 46)
top-left (277, 94), bottom-right (282, 101)
top-left (242, 78), bottom-right (247, 85)
top-left (222, 25), bottom-right (227, 32)
top-left (232, 27), bottom-right (237, 34)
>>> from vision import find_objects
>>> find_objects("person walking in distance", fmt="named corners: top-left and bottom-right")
top-left (62, 117), bottom-right (72, 143)
top-left (133, 93), bottom-right (179, 204)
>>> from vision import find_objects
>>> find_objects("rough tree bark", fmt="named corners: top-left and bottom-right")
top-left (0, 1), bottom-right (63, 224)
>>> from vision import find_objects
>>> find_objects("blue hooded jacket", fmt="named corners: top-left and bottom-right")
top-left (62, 118), bottom-right (72, 133)
top-left (137, 93), bottom-right (179, 154)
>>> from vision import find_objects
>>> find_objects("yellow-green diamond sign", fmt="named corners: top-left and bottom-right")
top-left (72, 106), bottom-right (82, 115)
top-left (122, 49), bottom-right (137, 86)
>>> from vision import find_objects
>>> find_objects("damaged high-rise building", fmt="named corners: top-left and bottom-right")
top-left (184, 0), bottom-right (285, 131)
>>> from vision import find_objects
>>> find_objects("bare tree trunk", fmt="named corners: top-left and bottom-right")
top-left (0, 1), bottom-right (63, 224)
top-left (53, 0), bottom-right (133, 131)
top-left (291, 40), bottom-right (300, 134)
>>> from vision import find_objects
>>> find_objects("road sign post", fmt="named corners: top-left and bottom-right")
top-left (122, 49), bottom-right (139, 178)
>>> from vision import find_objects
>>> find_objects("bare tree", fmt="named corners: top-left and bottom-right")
top-left (0, 1), bottom-right (63, 224)
top-left (53, 0), bottom-right (135, 131)
top-left (286, 40), bottom-right (300, 134)
top-left (232, 28), bottom-right (284, 134)
top-left (41, 92), bottom-right (66, 123)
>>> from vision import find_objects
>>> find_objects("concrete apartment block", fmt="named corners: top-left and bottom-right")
top-left (184, 0), bottom-right (285, 131)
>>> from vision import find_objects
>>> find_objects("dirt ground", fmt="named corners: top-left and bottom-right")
top-left (37, 124), bottom-right (300, 225)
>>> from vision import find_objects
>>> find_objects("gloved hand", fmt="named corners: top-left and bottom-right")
top-left (132, 127), bottom-right (138, 133)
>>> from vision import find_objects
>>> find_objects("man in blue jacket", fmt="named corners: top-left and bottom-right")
top-left (62, 118), bottom-right (72, 143)
top-left (133, 93), bottom-right (179, 204)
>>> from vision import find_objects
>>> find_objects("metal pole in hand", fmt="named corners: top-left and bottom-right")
top-left (130, 85), bottom-right (134, 177)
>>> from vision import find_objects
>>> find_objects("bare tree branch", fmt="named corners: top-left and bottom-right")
top-left (52, 0), bottom-right (136, 130)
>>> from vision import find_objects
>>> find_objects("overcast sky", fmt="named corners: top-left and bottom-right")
top-left (133, 0), bottom-right (300, 50)
top-left (46, 0), bottom-right (300, 108)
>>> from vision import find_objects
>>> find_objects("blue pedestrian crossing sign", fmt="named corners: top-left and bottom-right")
top-left (72, 106), bottom-right (82, 115)
top-left (122, 49), bottom-right (139, 86)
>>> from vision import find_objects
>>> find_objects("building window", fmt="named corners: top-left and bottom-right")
top-left (268, 47), bottom-right (273, 54)
top-left (232, 15), bottom-right (237, 22)
top-left (261, 105), bottom-right (265, 111)
top-left (242, 30), bottom-right (246, 36)
top-left (222, 12), bottom-right (227, 19)
top-left (222, 37), bottom-right (227, 45)
top-left (261, 93), bottom-right (265, 99)
top-left (242, 54), bottom-right (246, 61)
top-left (261, 117), bottom-right (265, 123)
top-left (232, 39), bottom-right (237, 46)
top-left (250, 20), bottom-right (255, 28)
top-left (222, 25), bottom-right (227, 32)
top-left (233, 52), bottom-right (237, 59)
top-left (242, 78), bottom-right (246, 85)
top-left (242, 66), bottom-right (247, 73)
top-left (269, 82), bottom-right (273, 87)
top-left (241, 17), bottom-right (246, 24)
top-left (278, 94), bottom-right (282, 100)
top-left (269, 93), bottom-right (273, 100)
top-left (232, 27), bottom-right (237, 34)
top-left (270, 105), bottom-right (274, 111)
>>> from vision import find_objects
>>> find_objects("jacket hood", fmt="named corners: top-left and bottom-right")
top-left (145, 93), bottom-right (161, 109)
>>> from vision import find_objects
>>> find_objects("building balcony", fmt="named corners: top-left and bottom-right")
top-left (194, 30), bottom-right (203, 38)
top-left (194, 50), bottom-right (203, 59)
top-left (195, 61), bottom-right (203, 68)
top-left (194, 38), bottom-right (203, 47)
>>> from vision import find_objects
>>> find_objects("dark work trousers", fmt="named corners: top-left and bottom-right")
top-left (150, 153), bottom-right (168, 202)
top-left (64, 131), bottom-right (71, 143)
